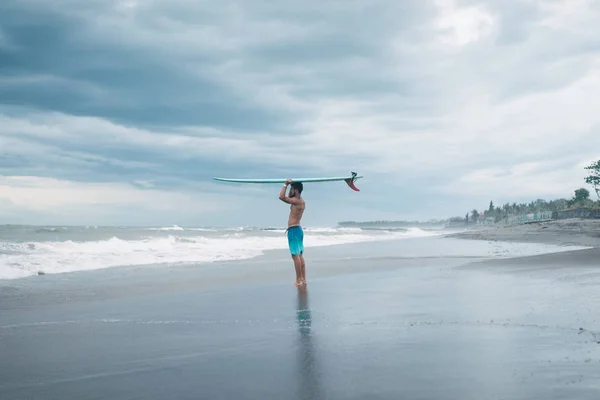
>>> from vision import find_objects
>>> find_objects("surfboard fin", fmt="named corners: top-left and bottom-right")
top-left (344, 172), bottom-right (360, 191)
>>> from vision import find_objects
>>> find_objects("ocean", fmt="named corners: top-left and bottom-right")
top-left (0, 224), bottom-right (445, 280)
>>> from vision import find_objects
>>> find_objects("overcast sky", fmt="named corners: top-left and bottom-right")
top-left (1, 0), bottom-right (599, 227)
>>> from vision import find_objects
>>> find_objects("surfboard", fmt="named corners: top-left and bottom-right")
top-left (213, 172), bottom-right (363, 191)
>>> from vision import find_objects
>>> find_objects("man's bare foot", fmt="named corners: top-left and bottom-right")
top-left (300, 279), bottom-right (307, 286)
top-left (294, 280), bottom-right (302, 287)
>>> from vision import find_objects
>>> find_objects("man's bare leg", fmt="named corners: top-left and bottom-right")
top-left (292, 255), bottom-right (303, 286)
top-left (299, 254), bottom-right (306, 285)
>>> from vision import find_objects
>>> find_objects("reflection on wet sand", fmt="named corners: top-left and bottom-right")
top-left (296, 286), bottom-right (324, 400)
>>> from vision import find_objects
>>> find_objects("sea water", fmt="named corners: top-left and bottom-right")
top-left (0, 225), bottom-right (444, 280)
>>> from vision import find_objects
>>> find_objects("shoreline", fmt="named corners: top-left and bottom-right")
top-left (446, 218), bottom-right (600, 248)
top-left (461, 247), bottom-right (600, 270)
top-left (0, 231), bottom-right (588, 284)
top-left (0, 235), bottom-right (591, 312)
top-left (0, 225), bottom-right (447, 281)
top-left (5, 217), bottom-right (598, 282)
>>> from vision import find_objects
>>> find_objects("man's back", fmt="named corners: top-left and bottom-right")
top-left (288, 199), bottom-right (305, 227)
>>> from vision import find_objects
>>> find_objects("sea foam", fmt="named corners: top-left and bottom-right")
top-left (0, 227), bottom-right (439, 279)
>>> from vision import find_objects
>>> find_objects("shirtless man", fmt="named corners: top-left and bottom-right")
top-left (279, 179), bottom-right (306, 287)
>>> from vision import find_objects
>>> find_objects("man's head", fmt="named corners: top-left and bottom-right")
top-left (289, 182), bottom-right (303, 197)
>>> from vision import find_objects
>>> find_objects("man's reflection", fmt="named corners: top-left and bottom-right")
top-left (296, 286), bottom-right (323, 399)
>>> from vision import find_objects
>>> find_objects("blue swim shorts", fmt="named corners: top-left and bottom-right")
top-left (286, 226), bottom-right (304, 256)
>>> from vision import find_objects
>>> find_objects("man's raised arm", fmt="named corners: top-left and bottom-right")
top-left (279, 179), bottom-right (298, 204)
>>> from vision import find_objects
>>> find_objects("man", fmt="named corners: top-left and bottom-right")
top-left (279, 179), bottom-right (306, 287)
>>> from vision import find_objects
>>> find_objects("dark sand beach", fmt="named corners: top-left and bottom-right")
top-left (1, 230), bottom-right (600, 400)
top-left (447, 218), bottom-right (600, 248)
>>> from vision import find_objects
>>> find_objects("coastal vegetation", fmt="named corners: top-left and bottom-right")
top-left (463, 192), bottom-right (598, 224)
top-left (340, 159), bottom-right (600, 227)
top-left (585, 159), bottom-right (600, 200)
top-left (451, 160), bottom-right (600, 225)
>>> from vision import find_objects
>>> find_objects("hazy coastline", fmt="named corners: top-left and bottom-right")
top-left (447, 218), bottom-right (600, 248)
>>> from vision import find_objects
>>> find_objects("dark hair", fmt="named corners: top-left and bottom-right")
top-left (291, 182), bottom-right (303, 193)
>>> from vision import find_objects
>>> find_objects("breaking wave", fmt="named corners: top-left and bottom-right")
top-left (0, 227), bottom-right (441, 279)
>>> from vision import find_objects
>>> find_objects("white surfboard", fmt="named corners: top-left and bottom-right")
top-left (213, 172), bottom-right (363, 191)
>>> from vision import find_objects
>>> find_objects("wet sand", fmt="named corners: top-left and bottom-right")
top-left (1, 237), bottom-right (600, 399)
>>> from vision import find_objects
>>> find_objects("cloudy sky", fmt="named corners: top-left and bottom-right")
top-left (1, 0), bottom-right (599, 227)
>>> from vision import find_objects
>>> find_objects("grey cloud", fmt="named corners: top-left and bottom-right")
top-left (0, 133), bottom-right (156, 182)
top-left (448, 1), bottom-right (600, 103)
top-left (0, 107), bottom-right (333, 189)
top-left (0, 0), bottom-right (438, 113)
top-left (0, 27), bottom-right (12, 49)
top-left (0, 0), bottom-right (442, 147)
top-left (3, 0), bottom-right (598, 127)
top-left (1, 0), bottom-right (599, 224)
top-left (0, 2), bottom-right (287, 130)
top-left (457, 0), bottom-right (543, 44)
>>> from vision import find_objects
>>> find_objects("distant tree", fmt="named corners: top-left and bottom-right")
top-left (488, 201), bottom-right (494, 212)
top-left (533, 199), bottom-right (547, 210)
top-left (567, 188), bottom-right (591, 208)
top-left (584, 159), bottom-right (600, 200)
top-left (574, 188), bottom-right (590, 203)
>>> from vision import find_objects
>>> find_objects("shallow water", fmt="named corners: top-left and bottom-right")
top-left (0, 224), bottom-right (445, 279)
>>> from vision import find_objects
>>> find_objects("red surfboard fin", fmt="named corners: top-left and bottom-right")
top-left (344, 172), bottom-right (360, 191)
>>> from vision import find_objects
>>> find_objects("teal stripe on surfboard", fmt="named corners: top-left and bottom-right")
top-left (212, 175), bottom-right (363, 183)
top-left (212, 172), bottom-right (363, 191)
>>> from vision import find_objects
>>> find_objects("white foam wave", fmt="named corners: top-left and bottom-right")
top-left (304, 227), bottom-right (364, 233)
top-left (147, 225), bottom-right (185, 231)
top-left (146, 226), bottom-right (218, 232)
top-left (0, 227), bottom-right (441, 279)
top-left (404, 227), bottom-right (442, 237)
